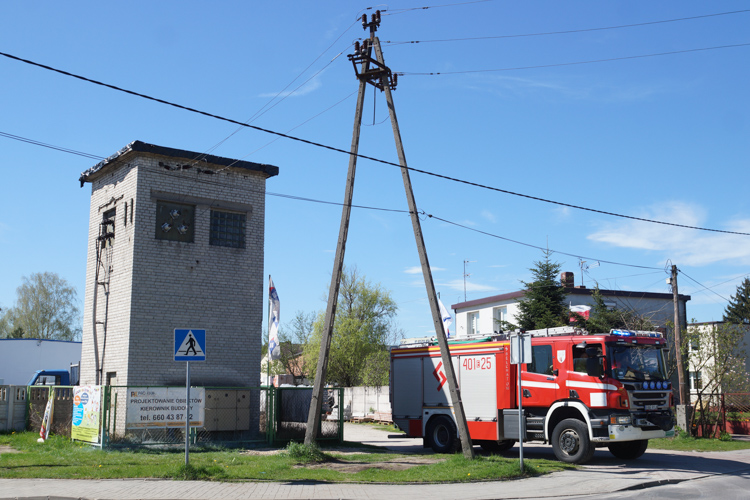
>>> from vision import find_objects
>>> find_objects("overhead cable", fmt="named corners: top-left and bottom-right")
top-left (399, 42), bottom-right (750, 75)
top-left (382, 9), bottom-right (750, 45)
top-left (0, 131), bottom-right (105, 160)
top-left (1, 50), bottom-right (748, 236)
top-left (679, 270), bottom-right (730, 302)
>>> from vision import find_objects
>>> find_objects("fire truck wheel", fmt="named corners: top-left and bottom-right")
top-left (551, 418), bottom-right (595, 464)
top-left (426, 416), bottom-right (458, 453)
top-left (607, 439), bottom-right (648, 459)
top-left (479, 440), bottom-right (515, 453)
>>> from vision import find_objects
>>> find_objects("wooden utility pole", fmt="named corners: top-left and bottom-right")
top-left (303, 14), bottom-right (372, 446)
top-left (371, 21), bottom-right (474, 459)
top-left (305, 12), bottom-right (473, 458)
top-left (671, 265), bottom-right (689, 405)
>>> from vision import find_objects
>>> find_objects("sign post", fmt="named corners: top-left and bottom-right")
top-left (174, 329), bottom-right (206, 466)
top-left (510, 331), bottom-right (531, 472)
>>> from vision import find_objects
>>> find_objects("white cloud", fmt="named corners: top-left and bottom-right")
top-left (587, 202), bottom-right (750, 266)
top-left (474, 74), bottom-right (673, 103)
top-left (439, 279), bottom-right (496, 293)
top-left (481, 210), bottom-right (496, 223)
top-left (259, 73), bottom-right (323, 98)
top-left (554, 206), bottom-right (572, 218)
top-left (404, 266), bottom-right (445, 274)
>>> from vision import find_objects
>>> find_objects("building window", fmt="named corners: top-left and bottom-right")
top-left (155, 201), bottom-right (195, 242)
top-left (492, 306), bottom-right (507, 332)
top-left (210, 210), bottom-right (246, 248)
top-left (467, 311), bottom-right (479, 335)
top-left (690, 371), bottom-right (702, 391)
top-left (102, 208), bottom-right (116, 248)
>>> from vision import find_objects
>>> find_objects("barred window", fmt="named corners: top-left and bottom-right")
top-left (210, 210), bottom-right (246, 248)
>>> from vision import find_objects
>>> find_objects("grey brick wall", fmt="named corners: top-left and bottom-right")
top-left (81, 149), bottom-right (273, 389)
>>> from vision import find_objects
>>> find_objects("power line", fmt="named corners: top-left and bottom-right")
top-left (0, 131), bottom-right (105, 160)
top-left (1, 51), bottom-right (748, 236)
top-left (195, 19), bottom-right (359, 169)
top-left (0, 129), bottom-right (713, 278)
top-left (380, 0), bottom-right (495, 16)
top-left (382, 9), bottom-right (750, 45)
top-left (140, 162), bottom-right (666, 272)
top-left (679, 269), bottom-right (730, 303)
top-left (424, 213), bottom-right (662, 270)
top-left (399, 42), bottom-right (750, 76)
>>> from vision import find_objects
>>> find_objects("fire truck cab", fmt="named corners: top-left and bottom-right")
top-left (390, 327), bottom-right (675, 464)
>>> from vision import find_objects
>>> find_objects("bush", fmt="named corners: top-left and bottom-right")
top-left (720, 431), bottom-right (733, 442)
top-left (674, 426), bottom-right (692, 440)
top-left (284, 441), bottom-right (325, 463)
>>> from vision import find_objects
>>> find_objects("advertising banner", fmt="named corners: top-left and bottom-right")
top-left (71, 386), bottom-right (102, 444)
top-left (125, 387), bottom-right (205, 429)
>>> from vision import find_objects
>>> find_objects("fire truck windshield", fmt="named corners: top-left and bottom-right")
top-left (607, 343), bottom-right (668, 382)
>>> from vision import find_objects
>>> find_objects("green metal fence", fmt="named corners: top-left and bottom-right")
top-left (24, 384), bottom-right (344, 448)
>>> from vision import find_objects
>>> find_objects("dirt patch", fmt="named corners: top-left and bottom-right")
top-left (296, 455), bottom-right (444, 473)
top-left (240, 446), bottom-right (445, 473)
top-left (0, 445), bottom-right (20, 455)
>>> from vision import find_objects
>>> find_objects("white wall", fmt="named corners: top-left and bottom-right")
top-left (454, 292), bottom-right (684, 338)
top-left (0, 339), bottom-right (81, 385)
top-left (454, 299), bottom-right (522, 338)
top-left (343, 386), bottom-right (390, 418)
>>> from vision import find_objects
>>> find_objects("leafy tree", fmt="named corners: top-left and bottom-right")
top-left (515, 251), bottom-right (568, 331)
top-left (573, 286), bottom-right (655, 333)
top-left (724, 277), bottom-right (750, 324)
top-left (0, 272), bottom-right (80, 340)
top-left (304, 266), bottom-right (401, 387)
top-left (261, 311), bottom-right (316, 383)
top-left (684, 322), bottom-right (750, 436)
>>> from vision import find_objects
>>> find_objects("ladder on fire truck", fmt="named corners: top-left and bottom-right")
top-left (398, 326), bottom-right (662, 347)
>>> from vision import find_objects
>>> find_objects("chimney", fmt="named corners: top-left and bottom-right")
top-left (561, 272), bottom-right (574, 288)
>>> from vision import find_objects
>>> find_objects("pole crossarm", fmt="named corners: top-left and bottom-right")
top-left (348, 11), bottom-right (398, 91)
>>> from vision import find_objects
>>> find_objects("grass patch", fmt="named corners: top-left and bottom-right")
top-left (283, 441), bottom-right (326, 463)
top-left (0, 431), bottom-right (572, 483)
top-left (649, 434), bottom-right (750, 452)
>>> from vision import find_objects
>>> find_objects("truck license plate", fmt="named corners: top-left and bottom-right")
top-left (645, 405), bottom-right (657, 411)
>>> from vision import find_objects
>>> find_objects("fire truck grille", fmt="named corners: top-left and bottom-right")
top-left (629, 390), bottom-right (670, 410)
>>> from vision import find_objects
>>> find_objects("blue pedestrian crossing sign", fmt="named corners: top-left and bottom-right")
top-left (174, 329), bottom-right (206, 361)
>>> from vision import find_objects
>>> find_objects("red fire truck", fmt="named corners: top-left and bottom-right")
top-left (390, 327), bottom-right (675, 464)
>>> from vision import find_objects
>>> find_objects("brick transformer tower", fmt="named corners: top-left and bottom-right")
top-left (78, 141), bottom-right (279, 388)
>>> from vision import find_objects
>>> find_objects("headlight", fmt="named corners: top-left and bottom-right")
top-left (610, 415), bottom-right (632, 425)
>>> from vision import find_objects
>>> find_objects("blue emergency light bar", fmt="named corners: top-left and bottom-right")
top-left (610, 329), bottom-right (662, 338)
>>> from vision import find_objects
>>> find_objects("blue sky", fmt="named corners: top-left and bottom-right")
top-left (1, 1), bottom-right (748, 340)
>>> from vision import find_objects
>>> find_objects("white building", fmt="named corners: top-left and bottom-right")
top-left (452, 272), bottom-right (689, 338)
top-left (0, 338), bottom-right (81, 385)
top-left (686, 321), bottom-right (750, 403)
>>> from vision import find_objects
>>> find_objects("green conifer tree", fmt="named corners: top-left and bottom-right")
top-left (516, 251), bottom-right (568, 331)
top-left (724, 277), bottom-right (750, 324)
